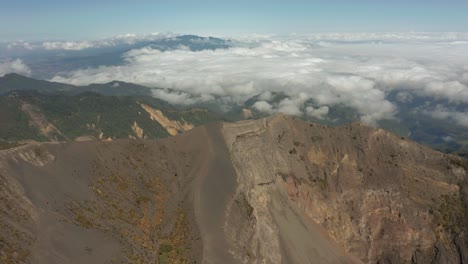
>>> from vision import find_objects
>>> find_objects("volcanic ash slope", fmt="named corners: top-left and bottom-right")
top-left (1, 114), bottom-right (467, 264)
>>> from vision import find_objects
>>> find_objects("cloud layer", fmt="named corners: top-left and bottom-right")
top-left (6, 33), bottom-right (173, 51)
top-left (0, 59), bottom-right (31, 77)
top-left (45, 33), bottom-right (468, 124)
top-left (425, 105), bottom-right (468, 128)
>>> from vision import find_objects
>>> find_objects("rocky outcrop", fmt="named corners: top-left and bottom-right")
top-left (222, 114), bottom-right (468, 264)
top-left (20, 101), bottom-right (67, 142)
top-left (223, 115), bottom-right (362, 263)
top-left (139, 103), bottom-right (194, 136)
top-left (0, 114), bottom-right (467, 264)
top-left (131, 121), bottom-right (145, 139)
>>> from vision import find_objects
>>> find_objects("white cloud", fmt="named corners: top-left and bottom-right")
top-left (258, 91), bottom-right (273, 101)
top-left (0, 59), bottom-right (31, 77)
top-left (424, 81), bottom-right (468, 103)
top-left (325, 75), bottom-right (396, 123)
top-left (40, 34), bottom-right (162, 50)
top-left (254, 93), bottom-right (328, 117)
top-left (7, 41), bottom-right (33, 50)
top-left (277, 93), bottom-right (311, 116)
top-left (3, 33), bottom-right (174, 51)
top-left (49, 33), bottom-right (468, 124)
top-left (253, 101), bottom-right (274, 114)
top-left (463, 73), bottom-right (468, 84)
top-left (277, 98), bottom-right (303, 116)
top-left (425, 105), bottom-right (468, 128)
top-left (42, 41), bottom-right (97, 50)
top-left (294, 32), bottom-right (468, 43)
top-left (152, 89), bottom-right (214, 105)
top-left (306, 106), bottom-right (329, 119)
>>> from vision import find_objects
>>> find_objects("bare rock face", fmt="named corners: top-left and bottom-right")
top-left (1, 115), bottom-right (467, 264)
top-left (222, 114), bottom-right (468, 264)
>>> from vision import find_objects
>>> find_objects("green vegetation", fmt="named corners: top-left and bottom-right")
top-left (38, 93), bottom-right (170, 139)
top-left (2, 74), bottom-right (467, 159)
top-left (402, 112), bottom-right (468, 157)
top-left (0, 92), bottom-right (219, 143)
top-left (0, 97), bottom-right (45, 142)
top-left (0, 74), bottom-right (220, 143)
top-left (166, 107), bottom-right (221, 127)
top-left (0, 73), bottom-right (153, 96)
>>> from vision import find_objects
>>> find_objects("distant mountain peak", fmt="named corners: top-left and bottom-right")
top-left (1, 72), bottom-right (28, 79)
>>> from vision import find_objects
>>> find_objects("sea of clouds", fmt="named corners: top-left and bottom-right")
top-left (2, 32), bottom-right (468, 125)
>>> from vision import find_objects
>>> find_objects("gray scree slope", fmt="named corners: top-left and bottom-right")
top-left (1, 114), bottom-right (467, 264)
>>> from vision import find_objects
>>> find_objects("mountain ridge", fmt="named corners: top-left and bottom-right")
top-left (0, 73), bottom-right (154, 97)
top-left (1, 74), bottom-right (466, 158)
top-left (1, 115), bottom-right (467, 263)
top-left (0, 75), bottom-right (221, 145)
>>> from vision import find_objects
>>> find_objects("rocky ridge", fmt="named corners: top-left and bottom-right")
top-left (0, 114), bottom-right (467, 264)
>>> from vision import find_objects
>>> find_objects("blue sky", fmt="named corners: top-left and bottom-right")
top-left (1, 0), bottom-right (468, 40)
